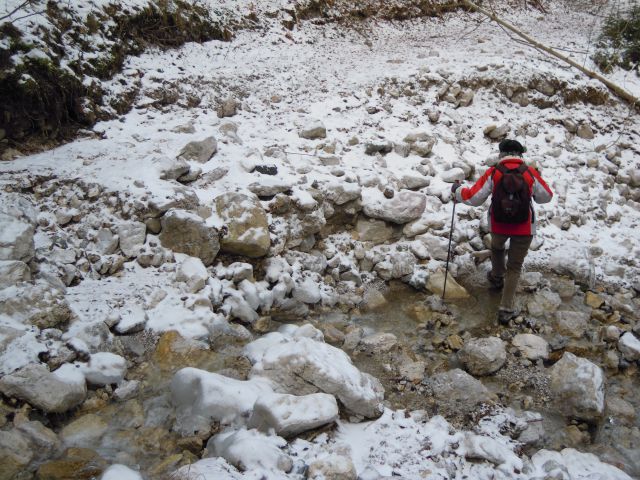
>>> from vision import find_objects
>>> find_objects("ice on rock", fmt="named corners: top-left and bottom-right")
top-left (248, 392), bottom-right (339, 438)
top-left (171, 367), bottom-right (274, 434)
top-left (245, 324), bottom-right (384, 418)
top-left (79, 352), bottom-right (127, 386)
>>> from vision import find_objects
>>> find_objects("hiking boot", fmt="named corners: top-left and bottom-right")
top-left (487, 271), bottom-right (504, 290)
top-left (497, 308), bottom-right (517, 325)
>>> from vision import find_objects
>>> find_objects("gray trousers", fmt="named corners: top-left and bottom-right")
top-left (491, 233), bottom-right (533, 310)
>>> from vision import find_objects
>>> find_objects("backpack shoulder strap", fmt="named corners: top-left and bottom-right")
top-left (516, 164), bottom-right (528, 174)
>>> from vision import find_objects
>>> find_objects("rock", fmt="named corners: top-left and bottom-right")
top-left (323, 181), bottom-right (362, 205)
top-left (585, 291), bottom-right (605, 309)
top-left (215, 193), bottom-right (270, 257)
top-left (414, 233), bottom-right (448, 261)
top-left (0, 363), bottom-right (86, 413)
top-left (362, 190), bottom-right (426, 224)
top-left (429, 369), bottom-right (495, 411)
top-left (217, 97), bottom-right (239, 118)
top-left (308, 454), bottom-right (357, 480)
top-left (178, 136), bottom-right (218, 163)
top-left (398, 361), bottom-right (426, 382)
top-left (441, 168), bottom-right (465, 183)
top-left (358, 333), bottom-right (398, 354)
top-left (398, 173), bottom-right (430, 190)
top-left (550, 352), bottom-right (605, 421)
top-left (207, 429), bottom-right (292, 473)
top-left (15, 420), bottom-right (60, 460)
top-left (101, 465), bottom-right (143, 480)
top-left (576, 123), bottom-right (595, 139)
top-left (364, 142), bottom-right (392, 155)
top-left (36, 447), bottom-right (107, 480)
top-left (0, 429), bottom-right (33, 479)
top-left (159, 209), bottom-right (219, 266)
top-left (512, 334), bottom-right (549, 361)
top-left (114, 305), bottom-right (148, 334)
top-left (0, 213), bottom-right (35, 262)
top-left (462, 432), bottom-right (521, 467)
top-left (159, 157), bottom-right (190, 180)
top-left (361, 289), bottom-right (387, 310)
top-left (526, 289), bottom-right (561, 317)
top-left (292, 277), bottom-right (322, 304)
top-left (484, 124), bottom-right (510, 139)
top-left (355, 218), bottom-right (393, 244)
top-left (79, 352), bottom-right (126, 386)
top-left (458, 337), bottom-right (506, 376)
top-left (427, 271), bottom-right (470, 300)
top-left (178, 165), bottom-right (202, 183)
top-left (248, 392), bottom-right (339, 438)
top-left (0, 280), bottom-right (71, 329)
top-left (374, 251), bottom-right (416, 280)
top-left (253, 164), bottom-right (277, 175)
top-left (0, 260), bottom-right (30, 288)
top-left (284, 251), bottom-right (327, 274)
top-left (60, 414), bottom-right (108, 447)
top-left (176, 256), bottom-right (209, 293)
top-left (458, 89), bottom-right (474, 107)
top-left (554, 311), bottom-right (589, 339)
top-left (117, 222), bottom-right (146, 258)
top-left (245, 326), bottom-right (384, 418)
top-left (618, 332), bottom-right (640, 361)
top-left (298, 119), bottom-right (327, 140)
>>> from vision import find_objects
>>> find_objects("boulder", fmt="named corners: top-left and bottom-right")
top-left (323, 181), bottom-right (362, 205)
top-left (618, 332), bottom-right (640, 361)
top-left (159, 209), bottom-right (219, 266)
top-left (176, 256), bottom-right (209, 293)
top-left (457, 337), bottom-right (506, 376)
top-left (374, 252), bottom-right (416, 280)
top-left (0, 260), bottom-right (30, 288)
top-left (0, 281), bottom-right (71, 329)
top-left (355, 218), bottom-right (393, 244)
top-left (362, 190), bottom-right (426, 224)
top-left (512, 334), bottom-right (549, 361)
top-left (0, 363), bottom-right (86, 413)
top-left (248, 392), bottom-right (338, 438)
top-left (117, 222), bottom-right (146, 258)
top-left (178, 136), bottom-right (218, 163)
top-left (207, 429), bottom-right (292, 473)
top-left (427, 271), bottom-right (470, 300)
top-left (554, 310), bottom-right (589, 339)
top-left (0, 213), bottom-right (34, 262)
top-left (358, 333), bottom-right (398, 355)
top-left (429, 369), bottom-right (495, 411)
top-left (550, 352), bottom-right (605, 421)
top-left (441, 168), bottom-right (465, 183)
top-left (245, 325), bottom-right (384, 418)
top-left (414, 233), bottom-right (449, 261)
top-left (79, 352), bottom-right (127, 386)
top-left (215, 193), bottom-right (270, 258)
top-left (298, 119), bottom-right (326, 140)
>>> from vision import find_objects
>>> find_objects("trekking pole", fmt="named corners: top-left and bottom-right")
top-left (442, 193), bottom-right (457, 300)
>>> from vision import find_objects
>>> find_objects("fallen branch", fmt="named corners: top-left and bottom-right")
top-left (460, 0), bottom-right (640, 110)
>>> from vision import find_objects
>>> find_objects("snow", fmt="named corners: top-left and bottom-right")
top-left (100, 464), bottom-right (143, 480)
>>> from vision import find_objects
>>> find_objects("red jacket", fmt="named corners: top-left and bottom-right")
top-left (454, 157), bottom-right (553, 236)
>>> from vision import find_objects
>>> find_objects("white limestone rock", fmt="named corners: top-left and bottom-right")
top-left (458, 337), bottom-right (506, 376)
top-left (512, 334), bottom-right (549, 361)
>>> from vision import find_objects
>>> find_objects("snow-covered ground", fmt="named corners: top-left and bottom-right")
top-left (1, 1), bottom-right (639, 479)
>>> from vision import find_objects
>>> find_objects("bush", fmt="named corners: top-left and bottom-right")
top-left (593, 5), bottom-right (640, 73)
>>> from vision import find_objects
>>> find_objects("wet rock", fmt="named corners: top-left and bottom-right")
top-left (550, 352), bottom-right (605, 421)
top-left (362, 190), bottom-right (426, 224)
top-left (0, 429), bottom-right (33, 479)
top-left (245, 325), bottom-right (384, 419)
top-left (526, 289), bottom-right (561, 317)
top-left (15, 420), bottom-right (60, 460)
top-left (178, 137), bottom-right (218, 163)
top-left (458, 337), bottom-right (506, 376)
top-left (361, 289), bottom-right (387, 311)
top-left (159, 209), bottom-right (219, 266)
top-left (618, 332), bottom-right (640, 361)
top-left (356, 218), bottom-right (393, 244)
top-left (427, 271), bottom-right (470, 300)
top-left (554, 310), bottom-right (589, 339)
top-left (215, 192), bottom-right (270, 257)
top-left (298, 119), bottom-right (326, 140)
top-left (358, 333), bottom-right (398, 355)
top-left (429, 369), bottom-right (495, 411)
top-left (60, 413), bottom-right (108, 447)
top-left (0, 260), bottom-right (31, 288)
top-left (36, 447), bottom-right (107, 480)
top-left (117, 222), bottom-right (146, 258)
top-left (0, 363), bottom-right (86, 413)
top-left (248, 392), bottom-right (338, 438)
top-left (512, 334), bottom-right (549, 361)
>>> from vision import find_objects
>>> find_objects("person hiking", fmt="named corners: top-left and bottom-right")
top-left (451, 139), bottom-right (553, 325)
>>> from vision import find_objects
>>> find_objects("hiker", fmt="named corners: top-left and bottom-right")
top-left (451, 139), bottom-right (553, 324)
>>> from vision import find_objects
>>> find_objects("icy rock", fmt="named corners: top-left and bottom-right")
top-left (441, 168), bottom-right (465, 183)
top-left (618, 332), bottom-right (640, 361)
top-left (362, 190), bottom-right (426, 224)
top-left (323, 181), bottom-right (362, 205)
top-left (159, 209), bottom-right (219, 266)
top-left (554, 310), bottom-right (589, 339)
top-left (358, 333), bottom-right (398, 354)
top-left (292, 277), bottom-right (322, 304)
top-left (176, 256), bottom-right (209, 293)
top-left (0, 281), bottom-right (71, 329)
top-left (427, 271), bottom-right (470, 300)
top-left (248, 392), bottom-right (338, 438)
top-left (550, 352), bottom-right (605, 421)
top-left (245, 326), bottom-right (384, 418)
top-left (0, 363), bottom-right (86, 413)
top-left (512, 334), bottom-right (549, 361)
top-left (79, 352), bottom-right (127, 386)
top-left (60, 413), bottom-right (108, 447)
top-left (101, 464), bottom-right (143, 480)
top-left (457, 337), bottom-right (506, 376)
top-left (374, 251), bottom-right (415, 280)
top-left (0, 429), bottom-right (33, 478)
top-left (298, 119), bottom-right (326, 140)
top-left (0, 260), bottom-right (31, 288)
top-left (171, 368), bottom-right (273, 433)
top-left (0, 213), bottom-right (35, 262)
top-left (356, 218), bottom-right (393, 244)
top-left (207, 428), bottom-right (292, 473)
top-left (215, 192), bottom-right (270, 257)
top-left (117, 222), bottom-right (146, 258)
top-left (178, 136), bottom-right (218, 163)
top-left (430, 369), bottom-right (495, 410)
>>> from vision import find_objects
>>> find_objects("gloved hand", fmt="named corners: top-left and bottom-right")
top-left (451, 180), bottom-right (461, 194)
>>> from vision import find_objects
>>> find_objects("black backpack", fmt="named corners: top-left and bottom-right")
top-left (491, 163), bottom-right (531, 223)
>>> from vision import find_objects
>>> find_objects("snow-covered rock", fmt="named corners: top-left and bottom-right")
top-left (101, 464), bottom-right (143, 480)
top-left (0, 213), bottom-right (35, 262)
top-left (457, 337), bottom-right (506, 376)
top-left (292, 276), bottom-right (322, 304)
top-left (215, 192), bottom-right (270, 257)
top-left (441, 167), bottom-right (465, 183)
top-left (323, 181), bottom-right (362, 205)
top-left (298, 118), bottom-right (327, 139)
top-left (176, 256), bottom-right (209, 293)
top-left (178, 136), bottom-right (218, 163)
top-left (114, 305), bottom-right (148, 334)
top-left (362, 190), bottom-right (426, 224)
top-left (374, 251), bottom-right (415, 280)
top-left (159, 209), bottom-right (219, 266)
top-left (0, 281), bottom-right (71, 329)
top-left (117, 221), bottom-right (146, 258)
top-left (0, 260), bottom-right (31, 288)
top-left (511, 334), bottom-right (549, 361)
top-left (248, 392), bottom-right (339, 437)
top-left (550, 352), bottom-right (605, 421)
top-left (79, 352), bottom-right (127, 386)
top-left (0, 363), bottom-right (86, 413)
top-left (618, 332), bottom-right (640, 361)
top-left (245, 325), bottom-right (384, 418)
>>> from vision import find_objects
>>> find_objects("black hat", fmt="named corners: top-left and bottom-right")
top-left (498, 139), bottom-right (526, 154)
